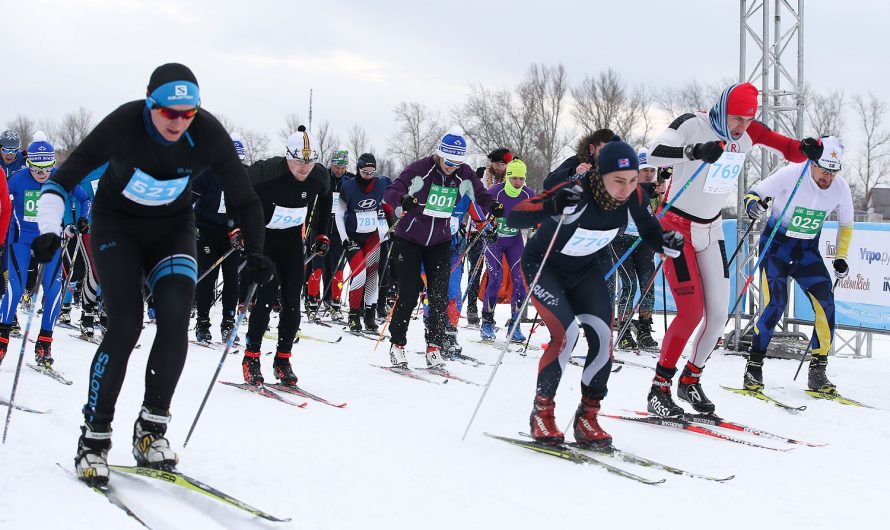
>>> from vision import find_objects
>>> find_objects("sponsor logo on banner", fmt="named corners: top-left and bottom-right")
top-left (884, 278), bottom-right (890, 292)
top-left (860, 247), bottom-right (890, 266)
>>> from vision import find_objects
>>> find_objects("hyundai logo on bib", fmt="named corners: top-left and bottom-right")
top-left (358, 198), bottom-right (377, 209)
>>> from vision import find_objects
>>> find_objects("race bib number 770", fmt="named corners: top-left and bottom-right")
top-left (561, 227), bottom-right (619, 257)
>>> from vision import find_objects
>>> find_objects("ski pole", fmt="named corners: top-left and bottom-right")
top-left (458, 240), bottom-right (487, 317)
top-left (726, 219), bottom-right (757, 269)
top-left (303, 251), bottom-right (319, 267)
top-left (53, 229), bottom-right (84, 321)
top-left (793, 277), bottom-right (840, 381)
top-left (461, 213), bottom-right (568, 441)
top-left (605, 161), bottom-right (708, 280)
top-left (3, 263), bottom-right (46, 444)
top-left (724, 161), bottom-right (812, 329)
top-left (196, 247), bottom-right (237, 284)
top-left (450, 217), bottom-right (495, 274)
top-left (521, 316), bottom-right (542, 353)
top-left (614, 257), bottom-right (666, 348)
top-left (184, 281), bottom-right (258, 448)
top-left (373, 293), bottom-right (398, 351)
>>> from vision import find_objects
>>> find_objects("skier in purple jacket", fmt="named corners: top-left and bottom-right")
top-left (382, 126), bottom-right (502, 369)
top-left (480, 158), bottom-right (535, 343)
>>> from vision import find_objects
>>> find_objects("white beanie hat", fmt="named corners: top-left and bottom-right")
top-left (285, 125), bottom-right (319, 162)
top-left (817, 136), bottom-right (844, 172)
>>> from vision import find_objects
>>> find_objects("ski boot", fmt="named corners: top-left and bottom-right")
top-left (11, 316), bottom-right (21, 337)
top-left (480, 311), bottom-right (496, 341)
top-left (573, 396), bottom-right (612, 448)
top-left (442, 325), bottom-right (462, 359)
top-left (425, 344), bottom-right (445, 368)
top-left (273, 354), bottom-right (298, 387)
top-left (80, 310), bottom-right (96, 338)
top-left (34, 333), bottom-right (54, 368)
top-left (132, 405), bottom-right (178, 470)
top-left (677, 362), bottom-right (715, 414)
top-left (616, 320), bottom-right (637, 350)
top-left (195, 317), bottom-right (212, 343)
top-left (305, 294), bottom-right (320, 319)
top-left (530, 394), bottom-right (564, 445)
top-left (242, 349), bottom-right (264, 385)
top-left (466, 304), bottom-right (480, 326)
top-left (636, 316), bottom-right (659, 351)
top-left (376, 301), bottom-right (388, 320)
top-left (389, 342), bottom-right (408, 368)
top-left (507, 318), bottom-right (526, 343)
top-left (59, 303), bottom-right (72, 325)
top-left (75, 420), bottom-right (112, 485)
top-left (329, 301), bottom-right (344, 322)
top-left (647, 364), bottom-right (685, 417)
top-left (347, 309), bottom-right (363, 332)
top-left (0, 324), bottom-right (10, 366)
top-left (808, 355), bottom-right (837, 394)
top-left (363, 305), bottom-right (379, 334)
top-left (744, 348), bottom-right (765, 391)
top-left (220, 315), bottom-right (238, 344)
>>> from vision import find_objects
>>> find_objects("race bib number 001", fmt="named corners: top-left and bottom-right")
top-left (561, 227), bottom-right (619, 257)
top-left (23, 189), bottom-right (39, 223)
top-left (785, 207), bottom-right (826, 239)
top-left (122, 168), bottom-right (189, 206)
top-left (422, 184), bottom-right (458, 218)
top-left (266, 205), bottom-right (307, 229)
top-left (702, 152), bottom-right (745, 194)
top-left (355, 210), bottom-right (378, 233)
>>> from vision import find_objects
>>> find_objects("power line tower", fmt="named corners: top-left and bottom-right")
top-left (731, 0), bottom-right (806, 348)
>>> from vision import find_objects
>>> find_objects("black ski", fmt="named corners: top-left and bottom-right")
top-left (189, 339), bottom-right (240, 355)
top-left (0, 396), bottom-right (47, 414)
top-left (484, 433), bottom-right (665, 485)
top-left (721, 385), bottom-right (807, 412)
top-left (109, 465), bottom-right (291, 522)
top-left (266, 383), bottom-right (347, 408)
top-left (27, 363), bottom-right (73, 385)
top-left (70, 332), bottom-right (101, 345)
top-left (417, 366), bottom-right (482, 386)
top-left (218, 381), bottom-right (307, 408)
top-left (57, 463), bottom-right (150, 528)
top-left (371, 364), bottom-right (447, 384)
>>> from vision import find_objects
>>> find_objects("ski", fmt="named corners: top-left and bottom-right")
top-left (612, 358), bottom-right (656, 371)
top-left (623, 410), bottom-right (824, 447)
top-left (516, 433), bottom-right (734, 482)
top-left (27, 363), bottom-right (73, 385)
top-left (0, 396), bottom-right (47, 414)
top-left (721, 385), bottom-right (807, 412)
top-left (468, 339), bottom-right (524, 354)
top-left (804, 390), bottom-right (877, 409)
top-left (189, 339), bottom-right (239, 355)
top-left (417, 366), bottom-right (482, 386)
top-left (266, 383), bottom-right (347, 408)
top-left (371, 364), bottom-right (447, 384)
top-left (70, 332), bottom-right (102, 345)
top-left (484, 433), bottom-right (665, 485)
top-left (449, 352), bottom-right (488, 367)
top-left (57, 463), bottom-right (150, 528)
top-left (109, 465), bottom-right (291, 522)
top-left (600, 412), bottom-right (792, 452)
top-left (264, 330), bottom-right (343, 345)
top-left (56, 321), bottom-right (80, 330)
top-left (218, 381), bottom-right (308, 408)
top-left (567, 357), bottom-right (623, 373)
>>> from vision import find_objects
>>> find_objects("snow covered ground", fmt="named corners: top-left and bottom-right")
top-left (1, 304), bottom-right (888, 530)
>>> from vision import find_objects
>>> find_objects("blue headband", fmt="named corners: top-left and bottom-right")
top-left (147, 80), bottom-right (200, 108)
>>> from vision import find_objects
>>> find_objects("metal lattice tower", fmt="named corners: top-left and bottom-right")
top-left (732, 0), bottom-right (806, 347)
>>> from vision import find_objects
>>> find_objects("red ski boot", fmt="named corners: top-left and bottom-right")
top-left (573, 397), bottom-right (612, 448)
top-left (529, 394), bottom-right (564, 445)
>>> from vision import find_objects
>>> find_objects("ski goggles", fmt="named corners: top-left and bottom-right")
top-left (1, 147), bottom-right (17, 155)
top-left (443, 158), bottom-right (462, 168)
top-left (359, 168), bottom-right (377, 176)
top-left (147, 97), bottom-right (199, 120)
top-left (27, 160), bottom-right (55, 174)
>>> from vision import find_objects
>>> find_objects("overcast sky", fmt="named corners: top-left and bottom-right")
top-left (3, 0), bottom-right (886, 163)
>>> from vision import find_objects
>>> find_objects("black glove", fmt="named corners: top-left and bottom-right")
top-left (688, 141), bottom-right (725, 164)
top-left (657, 167), bottom-right (673, 182)
top-left (245, 253), bottom-right (275, 285)
top-left (77, 217), bottom-right (90, 235)
top-left (549, 185), bottom-right (583, 215)
top-left (490, 201), bottom-right (505, 218)
top-left (661, 230), bottom-right (684, 259)
top-left (342, 238), bottom-right (360, 253)
top-left (228, 228), bottom-right (245, 251)
top-left (832, 258), bottom-right (849, 279)
top-left (313, 234), bottom-right (331, 257)
top-left (800, 137), bottom-right (824, 162)
top-left (31, 233), bottom-right (62, 264)
top-left (401, 194), bottom-right (418, 211)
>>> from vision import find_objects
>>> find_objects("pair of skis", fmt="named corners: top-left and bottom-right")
top-left (219, 380), bottom-right (347, 408)
top-left (721, 385), bottom-right (877, 410)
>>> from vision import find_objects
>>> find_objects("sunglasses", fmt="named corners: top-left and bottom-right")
top-left (359, 168), bottom-right (377, 176)
top-left (443, 159), bottom-right (462, 168)
top-left (27, 162), bottom-right (54, 174)
top-left (148, 97), bottom-right (199, 120)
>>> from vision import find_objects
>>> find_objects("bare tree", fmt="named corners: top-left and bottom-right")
top-left (56, 107), bottom-right (94, 156)
top-left (237, 128), bottom-right (272, 164)
top-left (314, 120), bottom-right (339, 166)
top-left (804, 88), bottom-right (845, 137)
top-left (6, 114), bottom-right (36, 147)
top-left (655, 80), bottom-right (717, 118)
top-left (279, 113), bottom-right (303, 143)
top-left (388, 101), bottom-right (443, 170)
top-left (346, 125), bottom-right (371, 166)
top-left (852, 93), bottom-right (890, 210)
top-left (213, 113), bottom-right (236, 134)
top-left (572, 68), bottom-right (653, 148)
top-left (525, 63), bottom-right (570, 176)
top-left (376, 157), bottom-right (397, 178)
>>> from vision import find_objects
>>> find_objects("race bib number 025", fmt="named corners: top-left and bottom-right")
top-left (785, 207), bottom-right (827, 239)
top-left (561, 227), bottom-right (619, 257)
top-left (702, 152), bottom-right (745, 194)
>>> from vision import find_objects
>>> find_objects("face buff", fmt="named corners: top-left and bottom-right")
top-left (504, 179), bottom-right (524, 198)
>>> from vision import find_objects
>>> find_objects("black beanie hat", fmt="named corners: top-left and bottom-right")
top-left (597, 140), bottom-right (639, 175)
top-left (148, 63), bottom-right (199, 93)
top-left (487, 148), bottom-right (513, 164)
top-left (356, 153), bottom-right (377, 170)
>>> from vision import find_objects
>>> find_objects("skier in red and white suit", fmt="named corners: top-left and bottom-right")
top-left (645, 82), bottom-right (824, 416)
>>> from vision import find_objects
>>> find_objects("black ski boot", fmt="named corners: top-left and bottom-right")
top-left (677, 362), bottom-right (715, 414)
top-left (636, 316), bottom-right (659, 351)
top-left (647, 364), bottom-right (686, 417)
top-left (242, 350), bottom-right (264, 385)
top-left (808, 355), bottom-right (836, 393)
top-left (80, 309), bottom-right (96, 338)
top-left (348, 309), bottom-right (363, 332)
top-left (220, 314), bottom-right (238, 344)
top-left (0, 324), bottom-right (10, 366)
top-left (132, 405), bottom-right (178, 470)
top-left (59, 303), bottom-right (72, 325)
top-left (616, 320), bottom-right (637, 350)
top-left (34, 332), bottom-right (54, 368)
top-left (75, 420), bottom-right (112, 485)
top-left (363, 306), bottom-right (379, 333)
top-left (466, 304), bottom-right (480, 326)
top-left (195, 317), bottom-right (212, 343)
top-left (744, 348), bottom-right (765, 391)
top-left (305, 295), bottom-right (320, 319)
top-left (273, 354), bottom-right (298, 387)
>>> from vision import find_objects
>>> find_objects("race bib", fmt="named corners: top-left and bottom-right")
top-left (702, 152), bottom-right (745, 194)
top-left (449, 216), bottom-right (460, 236)
top-left (496, 217), bottom-right (518, 237)
top-left (122, 168), bottom-right (189, 206)
top-left (218, 193), bottom-right (227, 214)
top-left (355, 210), bottom-right (378, 233)
top-left (422, 184), bottom-right (458, 218)
top-left (332, 192), bottom-right (340, 212)
top-left (266, 205), bottom-right (307, 229)
top-left (785, 207), bottom-right (827, 239)
top-left (23, 190), bottom-right (39, 223)
top-left (561, 227), bottom-right (619, 257)
top-left (378, 214), bottom-right (390, 241)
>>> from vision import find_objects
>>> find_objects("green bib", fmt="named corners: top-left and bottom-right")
top-left (495, 217), bottom-right (518, 237)
top-left (24, 190), bottom-right (40, 223)
top-left (422, 184), bottom-right (458, 219)
top-left (786, 207), bottom-right (827, 239)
